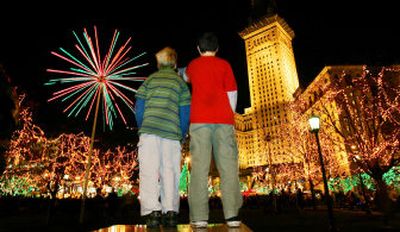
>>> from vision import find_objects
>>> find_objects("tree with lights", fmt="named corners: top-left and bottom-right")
top-left (1, 103), bottom-right (48, 196)
top-left (45, 26), bottom-right (148, 222)
top-left (1, 96), bottom-right (139, 199)
top-left (322, 66), bottom-right (400, 221)
top-left (0, 65), bottom-right (19, 175)
top-left (280, 92), bottom-right (346, 209)
top-left (93, 146), bottom-right (138, 197)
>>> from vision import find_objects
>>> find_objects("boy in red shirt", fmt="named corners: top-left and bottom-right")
top-left (185, 32), bottom-right (242, 228)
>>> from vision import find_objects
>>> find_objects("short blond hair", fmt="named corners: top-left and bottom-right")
top-left (156, 47), bottom-right (177, 68)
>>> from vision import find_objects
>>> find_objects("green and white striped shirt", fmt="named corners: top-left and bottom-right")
top-left (135, 67), bottom-right (191, 140)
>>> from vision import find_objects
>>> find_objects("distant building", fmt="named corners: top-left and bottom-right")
top-left (235, 15), bottom-right (299, 170)
top-left (234, 14), bottom-right (363, 182)
top-left (293, 65), bottom-right (366, 177)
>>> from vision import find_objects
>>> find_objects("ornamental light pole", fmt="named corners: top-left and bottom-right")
top-left (308, 115), bottom-right (337, 232)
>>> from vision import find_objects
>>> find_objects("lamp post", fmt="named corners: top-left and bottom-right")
top-left (309, 115), bottom-right (336, 232)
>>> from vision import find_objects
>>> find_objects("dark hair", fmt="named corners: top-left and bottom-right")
top-left (197, 32), bottom-right (219, 53)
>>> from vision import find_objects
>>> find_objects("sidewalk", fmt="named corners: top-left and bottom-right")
top-left (240, 207), bottom-right (400, 232)
top-left (0, 198), bottom-right (399, 232)
top-left (94, 224), bottom-right (253, 232)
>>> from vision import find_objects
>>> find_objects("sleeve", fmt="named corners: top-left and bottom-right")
top-left (178, 81), bottom-right (191, 107)
top-left (135, 80), bottom-right (148, 128)
top-left (134, 97), bottom-right (145, 128)
top-left (179, 80), bottom-right (191, 137)
top-left (179, 105), bottom-right (190, 137)
top-left (227, 90), bottom-right (237, 112)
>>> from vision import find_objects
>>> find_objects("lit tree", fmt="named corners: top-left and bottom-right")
top-left (1, 104), bottom-right (48, 196)
top-left (1, 95), bottom-right (139, 199)
top-left (94, 145), bottom-right (138, 197)
top-left (0, 65), bottom-right (19, 175)
top-left (50, 132), bottom-right (93, 198)
top-left (278, 106), bottom-right (319, 188)
top-left (322, 66), bottom-right (400, 218)
top-left (280, 95), bottom-right (344, 205)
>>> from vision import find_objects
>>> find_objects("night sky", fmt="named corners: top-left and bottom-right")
top-left (1, 0), bottom-right (399, 145)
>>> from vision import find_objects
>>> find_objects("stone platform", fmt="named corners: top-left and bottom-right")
top-left (92, 223), bottom-right (253, 232)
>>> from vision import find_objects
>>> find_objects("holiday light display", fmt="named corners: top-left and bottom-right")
top-left (0, 99), bottom-right (138, 199)
top-left (1, 65), bottom-right (398, 209)
top-left (45, 26), bottom-right (147, 221)
top-left (316, 66), bottom-right (400, 218)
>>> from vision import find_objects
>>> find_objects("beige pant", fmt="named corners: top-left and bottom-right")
top-left (188, 124), bottom-right (243, 221)
top-left (138, 134), bottom-right (182, 216)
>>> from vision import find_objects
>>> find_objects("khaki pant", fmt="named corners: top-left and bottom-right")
top-left (188, 123), bottom-right (243, 221)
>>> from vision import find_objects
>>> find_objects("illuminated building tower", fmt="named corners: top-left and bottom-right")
top-left (235, 14), bottom-right (299, 169)
top-left (232, 2), bottom-right (400, 193)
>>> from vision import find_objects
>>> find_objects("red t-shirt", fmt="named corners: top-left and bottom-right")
top-left (186, 56), bottom-right (237, 124)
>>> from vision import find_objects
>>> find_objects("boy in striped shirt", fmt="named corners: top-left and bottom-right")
top-left (135, 47), bottom-right (191, 228)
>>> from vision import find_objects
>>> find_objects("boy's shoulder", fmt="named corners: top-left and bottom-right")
top-left (189, 56), bottom-right (229, 65)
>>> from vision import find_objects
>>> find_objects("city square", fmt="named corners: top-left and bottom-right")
top-left (0, 1), bottom-right (399, 231)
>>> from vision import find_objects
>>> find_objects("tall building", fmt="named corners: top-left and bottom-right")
top-left (234, 12), bottom-right (357, 181)
top-left (234, 5), bottom-right (399, 191)
top-left (235, 14), bottom-right (299, 169)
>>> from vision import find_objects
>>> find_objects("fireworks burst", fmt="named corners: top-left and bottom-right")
top-left (46, 26), bottom-right (148, 130)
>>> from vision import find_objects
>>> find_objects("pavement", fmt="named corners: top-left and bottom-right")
top-left (93, 223), bottom-right (253, 232)
top-left (0, 198), bottom-right (399, 232)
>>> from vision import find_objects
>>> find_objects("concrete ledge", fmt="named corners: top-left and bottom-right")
top-left (93, 223), bottom-right (253, 231)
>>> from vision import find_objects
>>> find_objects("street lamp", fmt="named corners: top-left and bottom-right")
top-left (308, 115), bottom-right (337, 232)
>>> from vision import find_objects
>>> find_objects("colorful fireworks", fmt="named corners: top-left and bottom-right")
top-left (46, 26), bottom-right (148, 130)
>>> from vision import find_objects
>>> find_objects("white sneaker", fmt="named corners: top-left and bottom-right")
top-left (226, 216), bottom-right (241, 228)
top-left (191, 220), bottom-right (208, 229)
